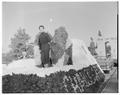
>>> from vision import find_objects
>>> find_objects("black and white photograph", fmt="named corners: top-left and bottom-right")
top-left (2, 1), bottom-right (118, 93)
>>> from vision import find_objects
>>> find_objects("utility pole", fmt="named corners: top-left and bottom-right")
top-left (117, 1), bottom-right (119, 80)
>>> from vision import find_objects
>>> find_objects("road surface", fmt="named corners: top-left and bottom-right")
top-left (102, 67), bottom-right (118, 93)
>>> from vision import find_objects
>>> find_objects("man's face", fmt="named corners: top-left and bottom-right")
top-left (39, 27), bottom-right (44, 32)
top-left (90, 37), bottom-right (93, 41)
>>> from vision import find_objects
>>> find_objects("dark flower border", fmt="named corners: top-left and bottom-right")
top-left (2, 64), bottom-right (105, 93)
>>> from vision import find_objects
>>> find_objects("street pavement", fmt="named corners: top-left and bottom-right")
top-left (102, 67), bottom-right (118, 93)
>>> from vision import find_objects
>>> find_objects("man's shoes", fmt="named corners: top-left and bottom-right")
top-left (36, 64), bottom-right (44, 68)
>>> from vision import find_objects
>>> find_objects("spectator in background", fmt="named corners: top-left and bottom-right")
top-left (105, 41), bottom-right (111, 58)
top-left (89, 37), bottom-right (97, 56)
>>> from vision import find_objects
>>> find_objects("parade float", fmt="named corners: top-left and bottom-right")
top-left (2, 39), bottom-right (105, 93)
top-left (2, 27), bottom-right (105, 93)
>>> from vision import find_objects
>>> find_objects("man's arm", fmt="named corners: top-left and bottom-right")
top-left (47, 32), bottom-right (53, 42)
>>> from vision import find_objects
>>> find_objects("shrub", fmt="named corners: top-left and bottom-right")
top-left (2, 51), bottom-right (15, 65)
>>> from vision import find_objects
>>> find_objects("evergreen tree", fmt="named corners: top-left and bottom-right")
top-left (9, 27), bottom-right (30, 59)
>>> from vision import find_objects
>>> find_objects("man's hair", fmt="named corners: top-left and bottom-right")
top-left (90, 37), bottom-right (93, 41)
top-left (39, 25), bottom-right (45, 30)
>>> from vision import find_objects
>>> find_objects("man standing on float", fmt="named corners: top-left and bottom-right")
top-left (34, 25), bottom-right (52, 67)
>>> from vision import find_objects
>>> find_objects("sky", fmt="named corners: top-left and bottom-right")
top-left (2, 2), bottom-right (117, 53)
